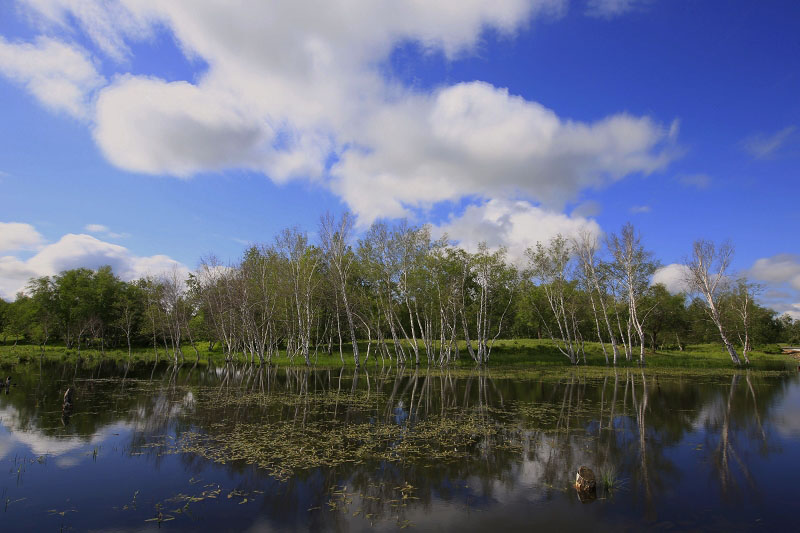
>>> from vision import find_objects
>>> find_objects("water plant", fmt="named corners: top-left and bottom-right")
top-left (599, 468), bottom-right (627, 494)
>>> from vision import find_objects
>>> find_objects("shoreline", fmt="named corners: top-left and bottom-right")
top-left (1, 341), bottom-right (796, 373)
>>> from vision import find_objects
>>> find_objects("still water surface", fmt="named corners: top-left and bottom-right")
top-left (0, 361), bottom-right (798, 531)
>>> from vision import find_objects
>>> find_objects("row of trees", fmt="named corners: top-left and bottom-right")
top-left (1, 214), bottom-right (797, 366)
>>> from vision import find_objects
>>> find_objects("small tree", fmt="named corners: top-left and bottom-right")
top-left (319, 211), bottom-right (360, 366)
top-left (727, 278), bottom-right (760, 364)
top-left (684, 239), bottom-right (742, 365)
top-left (607, 223), bottom-right (658, 364)
top-left (527, 235), bottom-right (580, 364)
top-left (27, 277), bottom-right (57, 353)
top-left (115, 281), bottom-right (144, 359)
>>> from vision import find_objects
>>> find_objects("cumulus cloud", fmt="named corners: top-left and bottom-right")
top-left (334, 82), bottom-right (677, 222)
top-left (652, 263), bottom-right (691, 294)
top-left (0, 222), bottom-right (45, 252)
top-left (0, 35), bottom-right (104, 119)
top-left (746, 254), bottom-right (800, 320)
top-left (742, 126), bottom-right (796, 159)
top-left (764, 289), bottom-right (791, 300)
top-left (0, 228), bottom-right (186, 299)
top-left (769, 302), bottom-right (800, 321)
top-left (749, 254), bottom-right (800, 290)
top-left (435, 198), bottom-right (602, 264)
top-left (93, 76), bottom-right (280, 178)
top-left (1, 0), bottom-right (679, 225)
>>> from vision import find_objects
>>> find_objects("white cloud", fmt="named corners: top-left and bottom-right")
top-left (769, 302), bottom-right (800, 321)
top-left (0, 230), bottom-right (186, 299)
top-left (746, 254), bottom-right (800, 320)
top-left (94, 76), bottom-right (279, 178)
top-left (6, 0), bottom-right (678, 225)
top-left (629, 204), bottom-right (651, 214)
top-left (84, 223), bottom-right (128, 238)
top-left (435, 198), bottom-right (602, 264)
top-left (652, 263), bottom-right (691, 294)
top-left (0, 222), bottom-right (45, 252)
top-left (749, 254), bottom-right (800, 290)
top-left (0, 404), bottom-right (129, 459)
top-left (84, 223), bottom-right (109, 233)
top-left (17, 0), bottom-right (152, 61)
top-left (764, 289), bottom-right (791, 300)
top-left (586, 0), bottom-right (648, 18)
top-left (742, 126), bottom-right (796, 159)
top-left (333, 82), bottom-right (677, 223)
top-left (0, 35), bottom-right (104, 119)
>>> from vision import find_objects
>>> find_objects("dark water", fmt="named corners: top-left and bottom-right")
top-left (0, 360), bottom-right (798, 532)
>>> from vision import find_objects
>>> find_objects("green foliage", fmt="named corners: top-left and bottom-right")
top-left (2, 217), bottom-right (799, 369)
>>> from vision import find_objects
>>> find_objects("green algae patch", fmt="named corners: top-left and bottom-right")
top-left (170, 414), bottom-right (511, 481)
top-left (198, 388), bottom-right (386, 411)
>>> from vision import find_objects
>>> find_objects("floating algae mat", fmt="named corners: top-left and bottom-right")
top-left (161, 385), bottom-right (523, 481)
top-left (171, 414), bottom-right (515, 481)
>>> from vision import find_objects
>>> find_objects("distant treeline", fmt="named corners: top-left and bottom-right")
top-left (1, 214), bottom-right (798, 366)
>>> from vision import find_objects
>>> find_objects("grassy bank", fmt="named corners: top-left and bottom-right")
top-left (0, 338), bottom-right (795, 371)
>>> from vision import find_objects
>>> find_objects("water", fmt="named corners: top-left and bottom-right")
top-left (0, 360), bottom-right (797, 531)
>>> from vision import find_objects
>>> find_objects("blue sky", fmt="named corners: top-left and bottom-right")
top-left (0, 0), bottom-right (798, 317)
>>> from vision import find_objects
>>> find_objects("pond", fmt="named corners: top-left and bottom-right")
top-left (0, 360), bottom-right (798, 531)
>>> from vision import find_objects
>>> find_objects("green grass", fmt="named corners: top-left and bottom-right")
top-left (0, 338), bottom-right (795, 371)
top-left (600, 469), bottom-right (618, 489)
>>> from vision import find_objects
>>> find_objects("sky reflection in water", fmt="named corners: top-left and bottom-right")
top-left (0, 361), bottom-right (797, 531)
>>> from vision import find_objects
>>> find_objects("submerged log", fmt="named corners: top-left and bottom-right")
top-left (575, 466), bottom-right (597, 501)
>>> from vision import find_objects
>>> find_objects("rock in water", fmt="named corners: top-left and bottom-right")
top-left (575, 466), bottom-right (597, 493)
top-left (63, 387), bottom-right (74, 410)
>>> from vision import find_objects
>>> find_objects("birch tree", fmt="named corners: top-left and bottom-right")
top-left (276, 228), bottom-right (320, 366)
top-left (607, 223), bottom-right (657, 365)
top-left (575, 231), bottom-right (620, 365)
top-left (684, 239), bottom-right (742, 365)
top-left (114, 281), bottom-right (144, 359)
top-left (358, 222), bottom-right (405, 363)
top-left (729, 278), bottom-right (758, 364)
top-left (527, 236), bottom-right (580, 364)
top-left (160, 267), bottom-right (187, 363)
top-left (319, 211), bottom-right (361, 367)
top-left (464, 243), bottom-right (516, 365)
top-left (196, 257), bottom-right (239, 361)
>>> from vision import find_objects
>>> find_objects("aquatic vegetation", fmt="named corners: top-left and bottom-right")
top-left (46, 507), bottom-right (77, 517)
top-left (169, 413), bottom-right (514, 482)
top-left (599, 468), bottom-right (626, 493)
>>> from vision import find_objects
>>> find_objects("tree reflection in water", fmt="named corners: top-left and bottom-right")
top-left (0, 360), bottom-right (796, 530)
